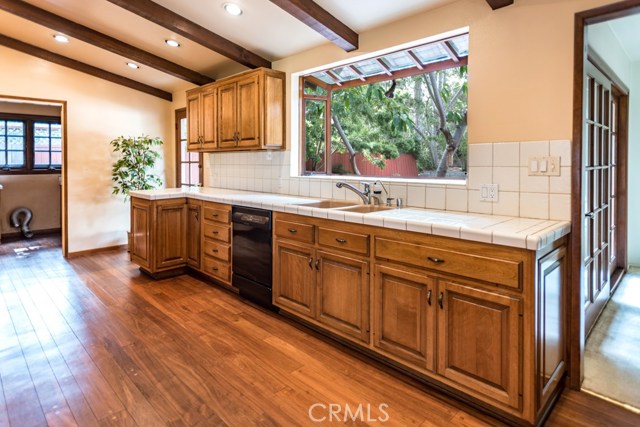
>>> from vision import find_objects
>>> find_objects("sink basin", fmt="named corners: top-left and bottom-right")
top-left (298, 200), bottom-right (358, 209)
top-left (339, 205), bottom-right (396, 213)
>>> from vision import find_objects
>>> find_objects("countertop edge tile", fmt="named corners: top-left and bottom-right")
top-left (130, 188), bottom-right (571, 249)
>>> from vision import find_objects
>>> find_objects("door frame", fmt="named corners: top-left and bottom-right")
top-left (570, 0), bottom-right (638, 389)
top-left (0, 94), bottom-right (68, 256)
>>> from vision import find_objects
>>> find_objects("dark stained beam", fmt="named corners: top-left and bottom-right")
top-left (0, 0), bottom-right (212, 85)
top-left (486, 0), bottom-right (514, 10)
top-left (0, 34), bottom-right (172, 101)
top-left (105, 0), bottom-right (271, 69)
top-left (268, 0), bottom-right (358, 51)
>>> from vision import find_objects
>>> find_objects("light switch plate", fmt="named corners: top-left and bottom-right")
top-left (480, 184), bottom-right (499, 202)
top-left (529, 156), bottom-right (561, 176)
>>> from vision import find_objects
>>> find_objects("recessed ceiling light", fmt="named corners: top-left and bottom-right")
top-left (223, 3), bottom-right (243, 16)
top-left (126, 62), bottom-right (140, 69)
top-left (53, 34), bottom-right (69, 43)
top-left (165, 39), bottom-right (180, 48)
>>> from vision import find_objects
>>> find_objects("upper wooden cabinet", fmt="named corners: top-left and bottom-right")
top-left (186, 85), bottom-right (217, 151)
top-left (187, 68), bottom-right (285, 152)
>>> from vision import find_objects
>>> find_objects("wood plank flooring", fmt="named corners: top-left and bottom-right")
top-left (0, 236), bottom-right (639, 427)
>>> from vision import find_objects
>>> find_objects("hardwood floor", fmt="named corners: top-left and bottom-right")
top-left (0, 236), bottom-right (638, 427)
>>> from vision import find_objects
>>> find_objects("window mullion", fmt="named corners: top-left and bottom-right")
top-left (326, 94), bottom-right (332, 176)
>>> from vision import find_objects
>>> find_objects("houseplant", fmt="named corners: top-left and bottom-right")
top-left (110, 134), bottom-right (163, 200)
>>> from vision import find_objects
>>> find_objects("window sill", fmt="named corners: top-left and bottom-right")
top-left (299, 174), bottom-right (468, 187)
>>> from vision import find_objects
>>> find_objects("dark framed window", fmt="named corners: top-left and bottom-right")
top-left (301, 32), bottom-right (469, 180)
top-left (0, 113), bottom-right (62, 174)
top-left (175, 108), bottom-right (202, 187)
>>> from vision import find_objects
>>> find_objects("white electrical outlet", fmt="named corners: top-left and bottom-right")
top-left (480, 184), bottom-right (499, 202)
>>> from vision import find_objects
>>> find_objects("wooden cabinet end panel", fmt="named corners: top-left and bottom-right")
top-left (263, 73), bottom-right (285, 149)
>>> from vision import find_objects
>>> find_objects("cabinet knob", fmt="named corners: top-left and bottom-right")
top-left (438, 292), bottom-right (444, 309)
top-left (428, 256), bottom-right (445, 264)
top-left (335, 238), bottom-right (347, 244)
top-left (288, 228), bottom-right (297, 233)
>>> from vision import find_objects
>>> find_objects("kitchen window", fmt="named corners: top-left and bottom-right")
top-left (301, 32), bottom-right (468, 180)
top-left (0, 114), bottom-right (62, 174)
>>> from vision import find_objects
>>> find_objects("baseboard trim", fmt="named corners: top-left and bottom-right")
top-left (67, 244), bottom-right (127, 259)
top-left (1, 228), bottom-right (61, 240)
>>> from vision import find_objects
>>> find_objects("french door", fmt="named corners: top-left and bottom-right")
top-left (582, 60), bottom-right (625, 335)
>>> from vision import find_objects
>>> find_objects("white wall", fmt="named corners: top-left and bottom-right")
top-left (0, 46), bottom-right (173, 253)
top-left (629, 62), bottom-right (640, 267)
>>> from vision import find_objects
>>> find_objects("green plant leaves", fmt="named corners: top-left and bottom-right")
top-left (110, 135), bottom-right (163, 201)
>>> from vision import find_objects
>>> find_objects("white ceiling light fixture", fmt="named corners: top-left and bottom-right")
top-left (126, 62), bottom-right (140, 69)
top-left (223, 2), bottom-right (243, 16)
top-left (165, 39), bottom-right (180, 48)
top-left (53, 34), bottom-right (69, 43)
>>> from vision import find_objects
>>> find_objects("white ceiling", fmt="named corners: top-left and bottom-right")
top-left (606, 13), bottom-right (640, 62)
top-left (0, 0), bottom-right (458, 97)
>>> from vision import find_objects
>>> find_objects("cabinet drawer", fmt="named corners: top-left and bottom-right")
top-left (375, 237), bottom-right (521, 289)
top-left (319, 227), bottom-right (369, 256)
top-left (203, 223), bottom-right (230, 243)
top-left (275, 219), bottom-right (314, 243)
top-left (203, 206), bottom-right (230, 224)
top-left (203, 240), bottom-right (231, 262)
top-left (203, 256), bottom-right (231, 282)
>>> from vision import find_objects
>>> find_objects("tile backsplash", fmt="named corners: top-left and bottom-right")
top-left (206, 140), bottom-right (572, 221)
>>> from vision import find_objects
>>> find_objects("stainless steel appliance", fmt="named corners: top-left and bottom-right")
top-left (231, 206), bottom-right (276, 310)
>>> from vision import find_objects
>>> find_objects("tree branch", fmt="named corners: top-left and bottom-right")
top-left (331, 113), bottom-right (360, 175)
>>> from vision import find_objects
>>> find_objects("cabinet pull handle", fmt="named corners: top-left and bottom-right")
top-left (335, 238), bottom-right (347, 244)
top-left (315, 259), bottom-right (320, 271)
top-left (438, 292), bottom-right (444, 309)
top-left (211, 267), bottom-right (219, 272)
top-left (195, 212), bottom-right (199, 221)
top-left (427, 289), bottom-right (432, 306)
top-left (212, 231), bottom-right (219, 235)
top-left (428, 256), bottom-right (445, 264)
top-left (212, 249), bottom-right (218, 253)
top-left (288, 228), bottom-right (297, 233)
top-left (211, 213), bottom-right (219, 217)
top-left (308, 257), bottom-right (313, 269)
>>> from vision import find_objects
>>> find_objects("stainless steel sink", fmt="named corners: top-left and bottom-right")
top-left (339, 205), bottom-right (396, 213)
top-left (298, 200), bottom-right (358, 209)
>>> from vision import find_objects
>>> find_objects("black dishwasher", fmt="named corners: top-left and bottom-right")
top-left (231, 206), bottom-right (277, 311)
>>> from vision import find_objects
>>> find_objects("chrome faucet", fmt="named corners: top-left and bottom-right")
top-left (336, 182), bottom-right (374, 204)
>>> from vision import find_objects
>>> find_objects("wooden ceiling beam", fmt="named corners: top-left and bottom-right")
top-left (486, 0), bottom-right (514, 10)
top-left (105, 0), bottom-right (271, 69)
top-left (0, 0), bottom-right (212, 86)
top-left (268, 0), bottom-right (359, 52)
top-left (0, 34), bottom-right (172, 101)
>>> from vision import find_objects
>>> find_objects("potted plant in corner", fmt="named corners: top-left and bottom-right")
top-left (110, 134), bottom-right (163, 250)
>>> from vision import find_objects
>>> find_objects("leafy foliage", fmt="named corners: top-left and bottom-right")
top-left (110, 135), bottom-right (163, 200)
top-left (304, 65), bottom-right (468, 178)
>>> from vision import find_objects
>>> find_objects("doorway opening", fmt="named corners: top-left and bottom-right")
top-left (0, 95), bottom-right (67, 256)
top-left (572, 0), bottom-right (640, 411)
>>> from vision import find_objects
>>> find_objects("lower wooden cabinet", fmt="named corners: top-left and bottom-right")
top-left (186, 201), bottom-right (201, 269)
top-left (273, 240), bottom-right (315, 317)
top-left (436, 280), bottom-right (522, 410)
top-left (373, 264), bottom-right (435, 371)
top-left (272, 212), bottom-right (568, 426)
top-left (130, 197), bottom-right (187, 274)
top-left (316, 250), bottom-right (369, 343)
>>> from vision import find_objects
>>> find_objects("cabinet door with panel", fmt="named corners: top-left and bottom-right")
top-left (186, 90), bottom-right (202, 150)
top-left (217, 81), bottom-right (237, 148)
top-left (436, 280), bottom-right (522, 410)
top-left (155, 200), bottom-right (188, 270)
top-left (200, 87), bottom-right (217, 150)
top-left (186, 201), bottom-right (201, 269)
top-left (236, 74), bottom-right (260, 148)
top-left (373, 264), bottom-right (435, 372)
top-left (130, 197), bottom-right (152, 270)
top-left (316, 250), bottom-right (369, 343)
top-left (273, 240), bottom-right (315, 318)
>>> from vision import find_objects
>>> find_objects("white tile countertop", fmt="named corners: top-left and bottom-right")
top-left (130, 187), bottom-right (571, 250)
